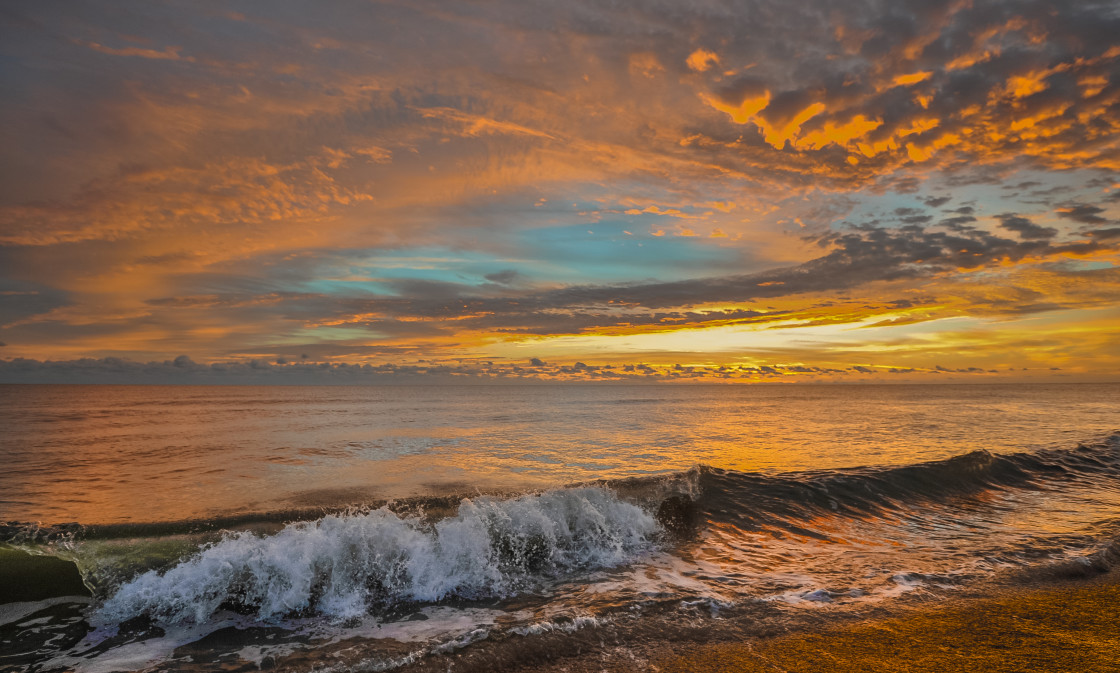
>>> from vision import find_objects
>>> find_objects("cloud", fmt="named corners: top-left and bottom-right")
top-left (203, 219), bottom-right (1118, 343)
top-left (685, 48), bottom-right (719, 73)
top-left (996, 213), bottom-right (1057, 239)
top-left (1056, 204), bottom-right (1110, 225)
top-left (0, 279), bottom-right (71, 327)
top-left (483, 270), bottom-right (524, 286)
top-left (939, 215), bottom-right (977, 231)
top-left (1085, 227), bottom-right (1120, 241)
top-left (0, 155), bottom-right (373, 247)
top-left (1, 0), bottom-right (1118, 376)
top-left (0, 354), bottom-right (1025, 384)
top-left (74, 39), bottom-right (195, 62)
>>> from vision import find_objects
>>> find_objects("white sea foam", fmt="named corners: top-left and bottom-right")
top-left (96, 487), bottom-right (658, 624)
top-left (511, 614), bottom-right (607, 636)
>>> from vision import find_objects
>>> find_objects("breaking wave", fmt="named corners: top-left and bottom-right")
top-left (4, 432), bottom-right (1117, 629)
top-left (94, 487), bottom-right (658, 624)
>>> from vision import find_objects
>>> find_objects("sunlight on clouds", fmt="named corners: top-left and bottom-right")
top-left (485, 313), bottom-right (955, 360)
top-left (891, 71), bottom-right (933, 87)
top-left (758, 103), bottom-right (827, 150)
top-left (686, 48), bottom-right (720, 73)
top-left (701, 91), bottom-right (772, 125)
top-left (794, 115), bottom-right (882, 151)
top-left (1, 0), bottom-right (1118, 380)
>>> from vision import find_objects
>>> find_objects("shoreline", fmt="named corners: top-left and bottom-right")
top-left (657, 572), bottom-right (1120, 673)
top-left (409, 569), bottom-right (1120, 672)
top-left (3, 559), bottom-right (1117, 671)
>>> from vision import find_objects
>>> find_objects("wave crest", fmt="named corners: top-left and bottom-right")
top-left (697, 433), bottom-right (1120, 529)
top-left (96, 487), bottom-right (658, 624)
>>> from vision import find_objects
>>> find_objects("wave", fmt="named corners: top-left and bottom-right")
top-left (693, 432), bottom-right (1120, 530)
top-left (6, 433), bottom-right (1116, 546)
top-left (94, 487), bottom-right (658, 624)
top-left (4, 433), bottom-right (1117, 626)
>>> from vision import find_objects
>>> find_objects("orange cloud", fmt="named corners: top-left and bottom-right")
top-left (413, 107), bottom-right (556, 140)
top-left (947, 50), bottom-right (993, 71)
top-left (702, 91), bottom-right (772, 124)
top-left (629, 52), bottom-right (665, 79)
top-left (0, 155), bottom-right (371, 247)
top-left (757, 102), bottom-right (826, 149)
top-left (76, 39), bottom-right (195, 62)
top-left (1003, 71), bottom-right (1051, 99)
top-left (891, 71), bottom-right (933, 87)
top-left (794, 115), bottom-right (882, 150)
top-left (1078, 74), bottom-right (1109, 98)
top-left (686, 48), bottom-right (720, 72)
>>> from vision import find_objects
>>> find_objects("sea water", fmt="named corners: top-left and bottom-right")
top-left (1, 383), bottom-right (1118, 671)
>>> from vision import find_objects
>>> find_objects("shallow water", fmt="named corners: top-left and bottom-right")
top-left (1, 383), bottom-right (1118, 671)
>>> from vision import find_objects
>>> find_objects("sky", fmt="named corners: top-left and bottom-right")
top-left (1, 0), bottom-right (1118, 384)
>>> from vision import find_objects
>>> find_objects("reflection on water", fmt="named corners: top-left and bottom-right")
top-left (1, 383), bottom-right (1118, 673)
top-left (1, 383), bottom-right (1117, 524)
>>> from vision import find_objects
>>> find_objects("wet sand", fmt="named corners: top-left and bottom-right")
top-left (658, 574), bottom-right (1120, 672)
top-left (437, 570), bottom-right (1120, 673)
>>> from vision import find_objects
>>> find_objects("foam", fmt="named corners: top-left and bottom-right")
top-left (96, 486), bottom-right (658, 624)
top-left (511, 614), bottom-right (607, 636)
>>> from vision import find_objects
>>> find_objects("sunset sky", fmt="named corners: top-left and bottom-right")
top-left (1, 0), bottom-right (1118, 383)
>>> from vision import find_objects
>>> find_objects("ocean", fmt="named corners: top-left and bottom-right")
top-left (1, 382), bottom-right (1118, 671)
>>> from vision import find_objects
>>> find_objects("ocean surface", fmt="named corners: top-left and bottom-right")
top-left (1, 382), bottom-right (1118, 671)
